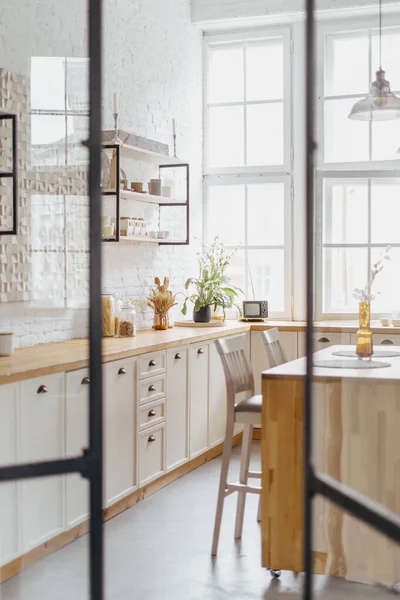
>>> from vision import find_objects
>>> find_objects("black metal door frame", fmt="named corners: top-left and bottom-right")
top-left (303, 1), bottom-right (400, 598)
top-left (0, 1), bottom-right (104, 598)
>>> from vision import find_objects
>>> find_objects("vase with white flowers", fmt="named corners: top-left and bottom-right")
top-left (353, 246), bottom-right (391, 359)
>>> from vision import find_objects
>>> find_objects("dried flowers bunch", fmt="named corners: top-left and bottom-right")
top-left (146, 277), bottom-right (179, 315)
top-left (353, 246), bottom-right (391, 302)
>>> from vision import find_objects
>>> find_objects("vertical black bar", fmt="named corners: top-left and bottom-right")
top-left (304, 0), bottom-right (316, 598)
top-left (88, 0), bottom-right (104, 599)
top-left (185, 163), bottom-right (190, 245)
top-left (116, 145), bottom-right (120, 241)
top-left (12, 115), bottom-right (18, 235)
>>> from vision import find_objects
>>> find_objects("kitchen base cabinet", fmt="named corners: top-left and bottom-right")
top-left (104, 358), bottom-right (136, 507)
top-left (139, 424), bottom-right (165, 486)
top-left (297, 332), bottom-right (352, 357)
top-left (190, 343), bottom-right (209, 459)
top-left (0, 383), bottom-right (19, 566)
top-left (65, 369), bottom-right (90, 528)
top-left (19, 374), bottom-right (65, 552)
top-left (208, 342), bottom-right (227, 447)
top-left (166, 347), bottom-right (188, 471)
top-left (350, 332), bottom-right (400, 347)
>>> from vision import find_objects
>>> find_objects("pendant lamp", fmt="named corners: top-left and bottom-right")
top-left (349, 0), bottom-right (400, 121)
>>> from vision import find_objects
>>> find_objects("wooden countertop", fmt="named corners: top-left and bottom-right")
top-left (2, 319), bottom-right (400, 386)
top-left (262, 344), bottom-right (400, 383)
top-left (0, 321), bottom-right (251, 385)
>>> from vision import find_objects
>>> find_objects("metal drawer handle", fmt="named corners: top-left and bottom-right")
top-left (148, 435), bottom-right (156, 443)
top-left (148, 384), bottom-right (156, 392)
top-left (149, 360), bottom-right (156, 367)
top-left (381, 339), bottom-right (394, 345)
top-left (81, 377), bottom-right (90, 385)
top-left (118, 368), bottom-right (127, 375)
top-left (148, 409), bottom-right (156, 417)
top-left (175, 352), bottom-right (182, 360)
top-left (318, 337), bottom-right (330, 343)
top-left (197, 348), bottom-right (204, 354)
top-left (37, 385), bottom-right (48, 394)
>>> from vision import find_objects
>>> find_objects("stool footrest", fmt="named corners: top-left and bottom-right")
top-left (247, 471), bottom-right (261, 478)
top-left (225, 483), bottom-right (261, 497)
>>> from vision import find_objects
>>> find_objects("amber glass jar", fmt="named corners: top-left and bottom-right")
top-left (356, 301), bottom-right (373, 359)
top-left (153, 312), bottom-right (168, 331)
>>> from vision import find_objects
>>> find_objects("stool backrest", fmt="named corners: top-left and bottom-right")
top-left (215, 334), bottom-right (255, 400)
top-left (261, 328), bottom-right (287, 368)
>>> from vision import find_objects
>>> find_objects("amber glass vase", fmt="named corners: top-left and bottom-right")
top-left (153, 312), bottom-right (169, 331)
top-left (356, 301), bottom-right (373, 359)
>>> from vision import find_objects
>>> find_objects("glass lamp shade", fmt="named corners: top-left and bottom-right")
top-left (349, 69), bottom-right (400, 121)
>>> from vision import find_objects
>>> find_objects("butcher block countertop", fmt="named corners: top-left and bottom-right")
top-left (1, 319), bottom-right (400, 385)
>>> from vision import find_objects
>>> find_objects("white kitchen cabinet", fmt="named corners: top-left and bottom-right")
top-left (190, 343), bottom-right (209, 458)
top-left (65, 368), bottom-right (89, 528)
top-left (138, 423), bottom-right (165, 486)
top-left (0, 383), bottom-right (19, 566)
top-left (166, 347), bottom-right (188, 471)
top-left (104, 358), bottom-right (136, 507)
top-left (350, 332), bottom-right (400, 347)
top-left (208, 342), bottom-right (227, 447)
top-left (297, 332), bottom-right (352, 357)
top-left (19, 374), bottom-right (65, 552)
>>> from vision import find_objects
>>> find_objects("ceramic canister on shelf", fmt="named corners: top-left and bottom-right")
top-left (148, 179), bottom-right (161, 196)
top-left (0, 332), bottom-right (14, 356)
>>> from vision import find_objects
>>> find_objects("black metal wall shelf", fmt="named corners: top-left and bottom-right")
top-left (0, 113), bottom-right (18, 235)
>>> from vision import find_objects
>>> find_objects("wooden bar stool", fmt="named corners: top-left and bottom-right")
top-left (261, 327), bottom-right (287, 368)
top-left (211, 334), bottom-right (262, 556)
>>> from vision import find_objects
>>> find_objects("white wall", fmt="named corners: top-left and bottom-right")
top-left (191, 0), bottom-right (399, 24)
top-left (0, 0), bottom-right (202, 347)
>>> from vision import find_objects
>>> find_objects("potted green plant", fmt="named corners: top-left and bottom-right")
top-left (182, 239), bottom-right (242, 323)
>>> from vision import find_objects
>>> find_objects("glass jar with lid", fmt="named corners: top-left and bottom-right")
top-left (102, 294), bottom-right (115, 337)
top-left (118, 300), bottom-right (136, 337)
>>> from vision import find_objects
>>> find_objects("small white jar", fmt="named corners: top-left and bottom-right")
top-left (0, 332), bottom-right (14, 356)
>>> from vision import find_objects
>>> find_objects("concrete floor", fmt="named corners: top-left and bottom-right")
top-left (0, 443), bottom-right (395, 599)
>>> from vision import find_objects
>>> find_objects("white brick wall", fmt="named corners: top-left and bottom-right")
top-left (0, 0), bottom-right (202, 347)
top-left (191, 0), bottom-right (399, 23)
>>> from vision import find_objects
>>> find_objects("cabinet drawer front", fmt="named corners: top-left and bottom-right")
top-left (139, 351), bottom-right (166, 379)
top-left (139, 424), bottom-right (165, 486)
top-left (139, 374), bottom-right (166, 405)
top-left (350, 333), bottom-right (400, 347)
top-left (138, 400), bottom-right (165, 431)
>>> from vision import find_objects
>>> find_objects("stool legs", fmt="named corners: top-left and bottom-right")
top-left (257, 494), bottom-right (261, 523)
top-left (234, 424), bottom-right (253, 539)
top-left (211, 415), bottom-right (235, 556)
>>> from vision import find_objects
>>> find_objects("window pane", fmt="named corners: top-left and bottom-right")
top-left (322, 247), bottom-right (368, 313)
top-left (371, 181), bottom-right (400, 243)
top-left (66, 58), bottom-right (89, 113)
top-left (207, 185), bottom-right (245, 246)
top-left (226, 249), bottom-right (246, 297)
top-left (208, 106), bottom-right (244, 167)
top-left (325, 98), bottom-right (369, 163)
top-left (31, 115), bottom-right (66, 167)
top-left (323, 180), bottom-right (368, 244)
top-left (246, 103), bottom-right (283, 166)
top-left (371, 247), bottom-right (400, 313)
top-left (248, 249), bottom-right (284, 311)
top-left (246, 39), bottom-right (283, 101)
top-left (371, 119), bottom-right (400, 161)
top-left (208, 43), bottom-right (243, 104)
top-left (247, 182), bottom-right (285, 245)
top-left (372, 30), bottom-right (400, 92)
top-left (325, 33), bottom-right (369, 96)
top-left (67, 115), bottom-right (89, 166)
top-left (31, 57), bottom-right (66, 110)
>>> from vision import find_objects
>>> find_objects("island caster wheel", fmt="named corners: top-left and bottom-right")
top-left (270, 569), bottom-right (281, 578)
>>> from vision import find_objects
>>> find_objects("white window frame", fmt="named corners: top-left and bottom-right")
top-left (315, 16), bottom-right (400, 319)
top-left (203, 27), bottom-right (293, 319)
top-left (204, 175), bottom-right (293, 319)
top-left (203, 27), bottom-right (292, 176)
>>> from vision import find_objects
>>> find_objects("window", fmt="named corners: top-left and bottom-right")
top-left (204, 29), bottom-right (292, 318)
top-left (316, 22), bottom-right (400, 318)
top-left (31, 57), bottom-right (89, 167)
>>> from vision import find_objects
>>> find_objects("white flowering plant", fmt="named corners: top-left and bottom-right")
top-left (353, 246), bottom-right (391, 302)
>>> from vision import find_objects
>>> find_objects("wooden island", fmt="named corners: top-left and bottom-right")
top-left (261, 345), bottom-right (400, 586)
